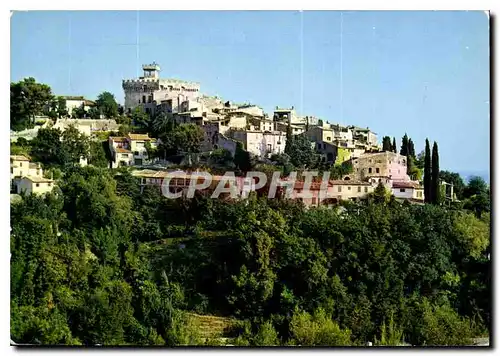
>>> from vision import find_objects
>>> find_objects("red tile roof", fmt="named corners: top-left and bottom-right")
top-left (392, 181), bottom-right (421, 189)
top-left (115, 147), bottom-right (132, 153)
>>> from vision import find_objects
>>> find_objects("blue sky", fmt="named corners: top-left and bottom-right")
top-left (11, 11), bottom-right (490, 176)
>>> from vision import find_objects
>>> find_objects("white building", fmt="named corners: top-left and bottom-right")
top-left (392, 181), bottom-right (424, 201)
top-left (16, 176), bottom-right (55, 195)
top-left (108, 133), bottom-right (158, 168)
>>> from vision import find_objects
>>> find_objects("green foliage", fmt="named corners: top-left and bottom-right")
top-left (11, 77), bottom-right (53, 131)
top-left (210, 148), bottom-right (233, 165)
top-left (234, 142), bottom-right (253, 172)
top-left (96, 92), bottom-right (118, 119)
top-left (289, 308), bottom-right (352, 346)
top-left (159, 123), bottom-right (205, 156)
top-left (374, 312), bottom-right (404, 346)
top-left (330, 161), bottom-right (353, 180)
top-left (10, 155), bottom-right (490, 346)
top-left (400, 133), bottom-right (409, 156)
top-left (130, 107), bottom-right (150, 129)
top-left (285, 135), bottom-right (315, 168)
top-left (431, 141), bottom-right (440, 204)
top-left (424, 139), bottom-right (431, 203)
top-left (382, 136), bottom-right (392, 151)
top-left (417, 299), bottom-right (474, 346)
top-left (30, 126), bottom-right (90, 168)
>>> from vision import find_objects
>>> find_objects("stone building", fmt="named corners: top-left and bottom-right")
top-left (349, 151), bottom-right (410, 182)
top-left (122, 62), bottom-right (201, 116)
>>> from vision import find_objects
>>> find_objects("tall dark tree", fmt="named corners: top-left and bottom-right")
top-left (382, 136), bottom-right (392, 152)
top-left (423, 139), bottom-right (432, 203)
top-left (400, 134), bottom-right (409, 156)
top-left (431, 141), bottom-right (440, 204)
top-left (392, 137), bottom-right (397, 153)
top-left (284, 122), bottom-right (293, 155)
top-left (408, 138), bottom-right (416, 158)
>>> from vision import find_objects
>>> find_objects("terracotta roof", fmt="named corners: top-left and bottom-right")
top-left (10, 155), bottom-right (30, 162)
top-left (23, 175), bottom-right (53, 183)
top-left (392, 181), bottom-right (422, 189)
top-left (127, 133), bottom-right (152, 141)
top-left (115, 147), bottom-right (132, 154)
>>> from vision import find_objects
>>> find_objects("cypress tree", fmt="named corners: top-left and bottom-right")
top-left (424, 139), bottom-right (432, 203)
top-left (408, 138), bottom-right (416, 158)
top-left (382, 136), bottom-right (392, 151)
top-left (392, 137), bottom-right (397, 153)
top-left (284, 121), bottom-right (293, 155)
top-left (400, 134), bottom-right (409, 156)
top-left (431, 141), bottom-right (440, 204)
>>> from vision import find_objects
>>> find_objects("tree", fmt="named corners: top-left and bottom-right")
top-left (152, 112), bottom-right (174, 136)
top-left (392, 137), bottom-right (397, 153)
top-left (424, 139), bottom-right (431, 203)
top-left (286, 135), bottom-right (315, 168)
top-left (408, 138), bottom-right (416, 159)
top-left (96, 92), bottom-right (118, 119)
top-left (130, 107), bottom-right (151, 129)
top-left (415, 150), bottom-right (425, 170)
top-left (72, 104), bottom-right (87, 119)
top-left (464, 176), bottom-right (488, 199)
top-left (373, 182), bottom-right (389, 204)
top-left (382, 136), bottom-right (392, 152)
top-left (234, 142), bottom-right (252, 172)
top-left (431, 142), bottom-right (440, 205)
top-left (284, 122), bottom-right (293, 155)
top-left (400, 134), bottom-right (409, 156)
top-left (11, 78), bottom-right (54, 131)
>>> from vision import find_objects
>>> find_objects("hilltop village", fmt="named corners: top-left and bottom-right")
top-left (11, 62), bottom-right (454, 206)
top-left (10, 63), bottom-right (490, 347)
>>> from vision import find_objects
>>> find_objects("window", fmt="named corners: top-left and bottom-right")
top-left (10, 168), bottom-right (13, 174)
top-left (48, 182), bottom-right (52, 187)
top-left (365, 187), bottom-right (368, 193)
top-left (369, 159), bottom-right (372, 163)
top-left (142, 95), bottom-right (146, 103)
top-left (378, 179), bottom-right (382, 183)
top-left (402, 159), bottom-right (406, 164)
top-left (267, 144), bottom-right (272, 152)
top-left (327, 136), bottom-right (331, 141)
top-left (338, 186), bottom-right (342, 192)
top-left (312, 197), bottom-right (317, 205)
top-left (134, 151), bottom-right (139, 155)
top-left (348, 186), bottom-right (351, 190)
top-left (358, 186), bottom-right (361, 193)
top-left (19, 163), bottom-right (22, 167)
top-left (368, 168), bottom-right (372, 173)
top-left (36, 183), bottom-right (40, 187)
top-left (376, 168), bottom-right (380, 173)
top-left (398, 170), bottom-right (400, 174)
top-left (121, 154), bottom-right (128, 158)
top-left (400, 188), bottom-right (406, 192)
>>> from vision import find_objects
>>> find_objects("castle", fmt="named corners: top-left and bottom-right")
top-left (122, 62), bottom-right (201, 116)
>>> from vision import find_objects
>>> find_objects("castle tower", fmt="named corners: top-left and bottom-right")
top-left (141, 62), bottom-right (160, 79)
